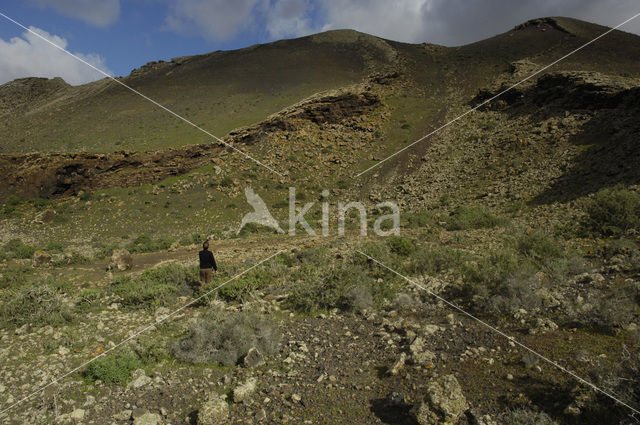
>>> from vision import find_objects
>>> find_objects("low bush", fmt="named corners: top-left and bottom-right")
top-left (2, 195), bottom-right (21, 216)
top-left (586, 280), bottom-right (639, 334)
top-left (31, 198), bottom-right (50, 211)
top-left (0, 278), bottom-right (73, 328)
top-left (237, 222), bottom-right (283, 237)
top-left (408, 246), bottom-right (470, 276)
top-left (2, 239), bottom-right (36, 259)
top-left (218, 176), bottom-right (233, 187)
top-left (218, 262), bottom-right (288, 302)
top-left (179, 233), bottom-right (202, 246)
top-left (127, 234), bottom-right (176, 253)
top-left (497, 409), bottom-right (558, 425)
top-left (53, 252), bottom-right (92, 267)
top-left (386, 236), bottom-right (415, 256)
top-left (286, 262), bottom-right (396, 313)
top-left (83, 352), bottom-right (143, 385)
top-left (405, 210), bottom-right (434, 228)
top-left (45, 241), bottom-right (65, 253)
top-left (77, 288), bottom-right (103, 309)
top-left (172, 310), bottom-right (280, 365)
top-left (0, 266), bottom-right (30, 290)
top-left (445, 205), bottom-right (506, 230)
top-left (516, 230), bottom-right (563, 262)
top-left (583, 186), bottom-right (640, 236)
top-left (484, 274), bottom-right (543, 316)
top-left (111, 264), bottom-right (197, 309)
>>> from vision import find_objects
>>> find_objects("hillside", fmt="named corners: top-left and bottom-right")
top-left (0, 16), bottom-right (639, 425)
top-left (0, 30), bottom-right (395, 153)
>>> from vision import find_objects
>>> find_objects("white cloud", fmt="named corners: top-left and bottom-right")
top-left (0, 27), bottom-right (112, 86)
top-left (318, 0), bottom-right (640, 46)
top-left (164, 0), bottom-right (319, 42)
top-left (262, 0), bottom-right (317, 39)
top-left (31, 0), bottom-right (120, 28)
top-left (320, 0), bottom-right (434, 43)
top-left (165, 0), bottom-right (262, 41)
top-left (163, 0), bottom-right (640, 45)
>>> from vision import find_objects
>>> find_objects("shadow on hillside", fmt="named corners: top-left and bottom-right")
top-left (531, 109), bottom-right (640, 204)
top-left (470, 74), bottom-right (640, 204)
top-left (369, 398), bottom-right (418, 424)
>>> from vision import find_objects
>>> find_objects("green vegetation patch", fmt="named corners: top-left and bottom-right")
top-left (1, 238), bottom-right (36, 259)
top-left (445, 205), bottom-right (506, 230)
top-left (583, 186), bottom-right (640, 236)
top-left (0, 278), bottom-right (73, 328)
top-left (286, 258), bottom-right (398, 313)
top-left (83, 352), bottom-right (143, 385)
top-left (126, 234), bottom-right (177, 254)
top-left (110, 264), bottom-right (197, 309)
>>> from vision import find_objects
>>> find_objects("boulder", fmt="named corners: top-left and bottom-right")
top-left (528, 318), bottom-right (558, 335)
top-left (108, 249), bottom-right (133, 271)
top-left (233, 377), bottom-right (257, 403)
top-left (33, 209), bottom-right (56, 224)
top-left (243, 347), bottom-right (265, 368)
top-left (198, 393), bottom-right (229, 425)
top-left (129, 369), bottom-right (152, 389)
top-left (412, 375), bottom-right (468, 425)
top-left (133, 412), bottom-right (162, 425)
top-left (409, 337), bottom-right (436, 366)
top-left (32, 250), bottom-right (51, 267)
top-left (70, 409), bottom-right (85, 421)
top-left (389, 352), bottom-right (407, 376)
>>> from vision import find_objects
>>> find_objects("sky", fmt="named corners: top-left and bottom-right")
top-left (0, 0), bottom-right (639, 85)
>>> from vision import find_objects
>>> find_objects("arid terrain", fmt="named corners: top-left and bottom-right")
top-left (0, 17), bottom-right (639, 425)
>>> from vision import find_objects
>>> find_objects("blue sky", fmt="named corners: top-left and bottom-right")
top-left (0, 0), bottom-right (639, 85)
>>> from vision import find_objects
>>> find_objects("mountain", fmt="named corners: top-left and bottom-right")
top-left (0, 30), bottom-right (395, 153)
top-left (1, 17), bottom-right (640, 425)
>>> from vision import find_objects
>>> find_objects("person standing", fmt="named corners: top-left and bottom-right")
top-left (198, 240), bottom-right (217, 293)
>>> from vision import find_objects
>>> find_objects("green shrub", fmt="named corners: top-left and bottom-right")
top-left (2, 239), bottom-right (36, 259)
top-left (134, 335), bottom-right (171, 365)
top-left (462, 247), bottom-right (527, 286)
top-left (445, 205), bottom-right (506, 230)
top-left (5, 195), bottom-right (21, 207)
top-left (2, 195), bottom-right (21, 216)
top-left (386, 236), bottom-right (415, 256)
top-left (83, 352), bottom-right (143, 385)
top-left (95, 243), bottom-right (119, 259)
top-left (219, 176), bottom-right (233, 187)
top-left (0, 279), bottom-right (73, 328)
top-left (53, 252), bottom-right (92, 267)
top-left (484, 274), bottom-right (543, 316)
top-left (584, 186), bottom-right (640, 236)
top-left (172, 310), bottom-right (280, 365)
top-left (286, 262), bottom-right (396, 313)
top-left (218, 263), bottom-right (287, 302)
top-left (77, 288), bottom-right (103, 308)
top-left (0, 266), bottom-right (30, 290)
top-left (127, 234), bottom-right (176, 253)
top-left (237, 222), bottom-right (282, 236)
top-left (586, 280), bottom-right (639, 334)
top-left (405, 211), bottom-right (434, 228)
top-left (111, 264), bottom-right (197, 309)
top-left (408, 246), bottom-right (470, 276)
top-left (45, 241), bottom-right (65, 253)
top-left (179, 233), bottom-right (202, 246)
top-left (31, 198), bottom-right (50, 211)
top-left (516, 230), bottom-right (563, 262)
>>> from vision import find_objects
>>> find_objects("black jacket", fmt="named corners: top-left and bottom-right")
top-left (199, 249), bottom-right (217, 270)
